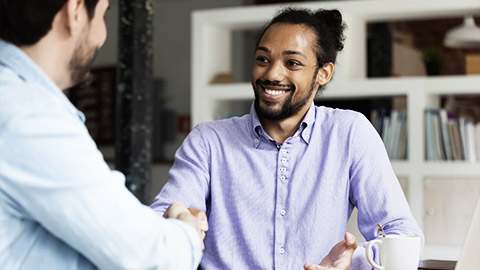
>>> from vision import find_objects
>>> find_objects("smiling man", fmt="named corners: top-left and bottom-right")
top-left (0, 0), bottom-right (204, 269)
top-left (151, 7), bottom-right (423, 270)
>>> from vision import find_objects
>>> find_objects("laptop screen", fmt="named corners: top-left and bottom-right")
top-left (455, 194), bottom-right (480, 269)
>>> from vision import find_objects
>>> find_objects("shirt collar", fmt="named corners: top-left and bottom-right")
top-left (0, 39), bottom-right (85, 122)
top-left (250, 101), bottom-right (316, 147)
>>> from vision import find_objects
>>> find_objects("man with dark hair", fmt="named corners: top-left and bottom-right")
top-left (151, 7), bottom-right (423, 270)
top-left (0, 0), bottom-right (206, 269)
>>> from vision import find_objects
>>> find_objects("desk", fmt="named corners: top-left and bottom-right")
top-left (418, 260), bottom-right (457, 270)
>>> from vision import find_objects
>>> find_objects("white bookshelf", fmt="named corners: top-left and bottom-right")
top-left (191, 0), bottom-right (480, 260)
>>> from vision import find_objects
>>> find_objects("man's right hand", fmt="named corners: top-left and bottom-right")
top-left (303, 232), bottom-right (358, 270)
top-left (164, 202), bottom-right (208, 250)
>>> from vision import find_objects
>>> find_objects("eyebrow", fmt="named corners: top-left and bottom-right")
top-left (256, 46), bottom-right (307, 59)
top-left (283, 50), bottom-right (307, 59)
top-left (256, 46), bottom-right (270, 53)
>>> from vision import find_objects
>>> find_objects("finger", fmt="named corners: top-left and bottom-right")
top-left (303, 263), bottom-right (326, 270)
top-left (188, 207), bottom-right (209, 231)
top-left (165, 201), bottom-right (189, 219)
top-left (345, 232), bottom-right (358, 249)
top-left (200, 231), bottom-right (205, 250)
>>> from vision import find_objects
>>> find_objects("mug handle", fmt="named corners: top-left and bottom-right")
top-left (366, 239), bottom-right (385, 270)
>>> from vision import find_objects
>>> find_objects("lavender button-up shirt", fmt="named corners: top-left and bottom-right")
top-left (151, 103), bottom-right (423, 269)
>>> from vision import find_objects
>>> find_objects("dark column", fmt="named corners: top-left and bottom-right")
top-left (115, 0), bottom-right (155, 203)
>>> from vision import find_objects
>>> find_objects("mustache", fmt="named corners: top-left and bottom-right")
top-left (255, 79), bottom-right (294, 88)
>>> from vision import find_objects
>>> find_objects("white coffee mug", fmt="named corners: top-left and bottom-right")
top-left (365, 235), bottom-right (420, 270)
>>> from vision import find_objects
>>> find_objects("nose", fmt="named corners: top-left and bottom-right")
top-left (263, 61), bottom-right (285, 83)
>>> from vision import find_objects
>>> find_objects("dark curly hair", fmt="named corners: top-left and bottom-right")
top-left (259, 7), bottom-right (346, 71)
top-left (0, 0), bottom-right (99, 46)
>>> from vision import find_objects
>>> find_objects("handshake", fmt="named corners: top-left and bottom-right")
top-left (163, 202), bottom-right (209, 250)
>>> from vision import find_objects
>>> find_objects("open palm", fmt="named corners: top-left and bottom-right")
top-left (304, 232), bottom-right (358, 270)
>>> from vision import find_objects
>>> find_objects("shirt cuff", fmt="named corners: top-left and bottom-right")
top-left (167, 219), bottom-right (203, 268)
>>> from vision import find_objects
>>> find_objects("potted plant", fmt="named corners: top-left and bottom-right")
top-left (422, 47), bottom-right (444, 76)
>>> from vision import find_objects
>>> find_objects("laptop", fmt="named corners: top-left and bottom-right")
top-left (455, 193), bottom-right (480, 269)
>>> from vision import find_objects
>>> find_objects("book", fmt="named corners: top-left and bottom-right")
top-left (425, 110), bottom-right (437, 161)
top-left (476, 122), bottom-right (480, 162)
top-left (432, 112), bottom-right (446, 160)
top-left (459, 117), bottom-right (468, 161)
top-left (449, 120), bottom-right (463, 161)
top-left (465, 119), bottom-right (476, 162)
top-left (439, 109), bottom-right (453, 160)
top-left (398, 111), bottom-right (408, 160)
top-left (388, 110), bottom-right (400, 159)
top-left (382, 115), bottom-right (391, 155)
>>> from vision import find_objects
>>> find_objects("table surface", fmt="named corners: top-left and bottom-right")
top-left (418, 260), bottom-right (457, 270)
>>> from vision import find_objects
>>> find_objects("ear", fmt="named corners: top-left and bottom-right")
top-left (64, 0), bottom-right (87, 35)
top-left (315, 62), bottom-right (334, 86)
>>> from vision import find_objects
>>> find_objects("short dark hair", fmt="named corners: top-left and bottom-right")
top-left (259, 7), bottom-right (346, 68)
top-left (0, 0), bottom-right (99, 46)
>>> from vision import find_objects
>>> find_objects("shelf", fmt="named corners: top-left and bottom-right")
top-left (423, 245), bottom-right (461, 261)
top-left (392, 161), bottom-right (480, 177)
top-left (422, 162), bottom-right (480, 177)
top-left (206, 81), bottom-right (410, 100)
top-left (207, 83), bottom-right (252, 100)
top-left (206, 75), bottom-right (480, 101)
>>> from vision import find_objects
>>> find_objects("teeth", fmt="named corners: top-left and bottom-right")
top-left (265, 89), bottom-right (285, 95)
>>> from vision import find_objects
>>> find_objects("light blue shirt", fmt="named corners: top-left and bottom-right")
top-left (151, 102), bottom-right (424, 269)
top-left (0, 39), bottom-right (202, 270)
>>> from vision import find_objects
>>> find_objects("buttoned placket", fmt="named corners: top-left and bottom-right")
top-left (274, 142), bottom-right (290, 268)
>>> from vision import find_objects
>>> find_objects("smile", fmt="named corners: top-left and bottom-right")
top-left (258, 83), bottom-right (292, 101)
top-left (264, 89), bottom-right (286, 95)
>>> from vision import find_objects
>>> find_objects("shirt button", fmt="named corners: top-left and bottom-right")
top-left (279, 248), bottom-right (285, 254)
top-left (281, 158), bottom-right (287, 163)
top-left (280, 176), bottom-right (286, 181)
top-left (281, 150), bottom-right (287, 154)
top-left (280, 209), bottom-right (286, 215)
top-left (281, 168), bottom-right (286, 172)
top-left (305, 134), bottom-right (309, 139)
top-left (254, 138), bottom-right (259, 142)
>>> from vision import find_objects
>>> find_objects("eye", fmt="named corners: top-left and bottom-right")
top-left (256, 56), bottom-right (268, 63)
top-left (286, 60), bottom-right (301, 67)
top-left (255, 56), bottom-right (269, 66)
top-left (285, 60), bottom-right (304, 70)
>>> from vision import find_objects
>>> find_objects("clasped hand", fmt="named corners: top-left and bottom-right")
top-left (164, 202), bottom-right (209, 250)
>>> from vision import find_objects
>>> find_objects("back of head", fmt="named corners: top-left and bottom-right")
top-left (0, 0), bottom-right (99, 46)
top-left (259, 7), bottom-right (346, 68)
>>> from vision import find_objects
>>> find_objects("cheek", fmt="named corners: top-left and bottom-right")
top-left (252, 66), bottom-right (263, 81)
top-left (99, 23), bottom-right (107, 45)
top-left (92, 21), bottom-right (107, 46)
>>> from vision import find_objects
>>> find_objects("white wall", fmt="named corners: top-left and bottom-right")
top-left (95, 0), bottom-right (248, 199)
top-left (94, 0), bottom-right (247, 113)
top-left (153, 0), bottom-right (247, 158)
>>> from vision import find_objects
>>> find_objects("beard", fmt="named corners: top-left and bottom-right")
top-left (252, 71), bottom-right (318, 121)
top-left (68, 39), bottom-right (99, 88)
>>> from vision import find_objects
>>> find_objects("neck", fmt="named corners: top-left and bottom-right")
top-left (20, 39), bottom-right (72, 90)
top-left (260, 104), bottom-right (311, 144)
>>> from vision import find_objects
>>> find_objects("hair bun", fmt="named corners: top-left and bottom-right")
top-left (315, 9), bottom-right (345, 51)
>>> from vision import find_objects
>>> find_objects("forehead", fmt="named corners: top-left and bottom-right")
top-left (258, 23), bottom-right (317, 56)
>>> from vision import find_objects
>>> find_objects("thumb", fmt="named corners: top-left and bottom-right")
top-left (345, 232), bottom-right (358, 249)
top-left (188, 207), bottom-right (209, 231)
